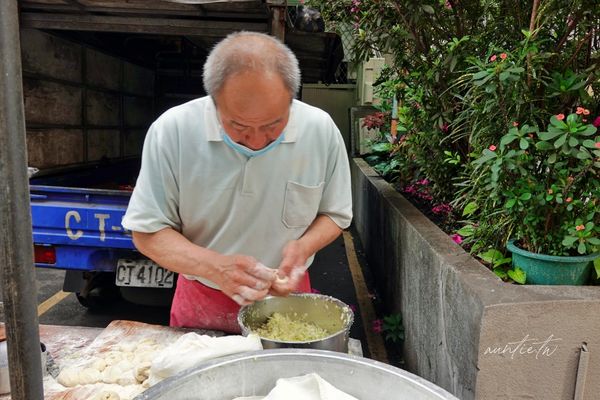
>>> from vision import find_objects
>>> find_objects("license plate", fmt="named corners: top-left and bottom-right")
top-left (115, 259), bottom-right (175, 288)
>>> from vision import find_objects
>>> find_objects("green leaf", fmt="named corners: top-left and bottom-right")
top-left (536, 141), bottom-right (554, 150)
top-left (493, 268), bottom-right (508, 280)
top-left (508, 267), bottom-right (526, 284)
top-left (539, 130), bottom-right (564, 140)
top-left (472, 71), bottom-right (489, 80)
top-left (463, 201), bottom-right (478, 216)
top-left (562, 236), bottom-right (578, 246)
top-left (578, 125), bottom-right (597, 136)
top-left (519, 192), bottom-right (532, 201)
top-left (594, 258), bottom-right (600, 279)
top-left (421, 4), bottom-right (435, 14)
top-left (587, 238), bottom-right (600, 245)
top-left (501, 135), bottom-right (518, 146)
top-left (576, 149), bottom-right (591, 159)
top-left (554, 134), bottom-right (568, 148)
top-left (582, 139), bottom-right (599, 148)
top-left (549, 116), bottom-right (568, 129)
top-left (568, 136), bottom-right (579, 147)
top-left (548, 153), bottom-right (557, 163)
top-left (519, 138), bottom-right (529, 150)
top-left (505, 198), bottom-right (517, 208)
top-left (457, 225), bottom-right (475, 237)
top-left (577, 241), bottom-right (586, 255)
top-left (499, 71), bottom-right (511, 81)
top-left (478, 249), bottom-right (505, 264)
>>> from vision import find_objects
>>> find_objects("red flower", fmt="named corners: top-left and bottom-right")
top-left (450, 234), bottom-right (463, 244)
top-left (490, 54), bottom-right (497, 62)
top-left (372, 319), bottom-right (383, 334)
top-left (489, 145), bottom-right (497, 151)
top-left (500, 53), bottom-right (507, 60)
top-left (555, 114), bottom-right (565, 121)
top-left (593, 116), bottom-right (600, 128)
top-left (594, 142), bottom-right (600, 149)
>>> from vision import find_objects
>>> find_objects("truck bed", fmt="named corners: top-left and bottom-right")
top-left (30, 158), bottom-right (141, 271)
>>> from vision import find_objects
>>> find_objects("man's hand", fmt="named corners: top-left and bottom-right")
top-left (209, 255), bottom-right (277, 305)
top-left (270, 240), bottom-right (310, 296)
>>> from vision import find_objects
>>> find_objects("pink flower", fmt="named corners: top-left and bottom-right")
top-left (593, 116), bottom-right (600, 128)
top-left (440, 122), bottom-right (449, 133)
top-left (500, 53), bottom-right (507, 60)
top-left (432, 203), bottom-right (453, 215)
top-left (555, 113), bottom-right (565, 121)
top-left (372, 319), bottom-right (383, 334)
top-left (489, 145), bottom-right (497, 151)
top-left (583, 109), bottom-right (590, 116)
top-left (445, 0), bottom-right (452, 9)
top-left (576, 225), bottom-right (585, 231)
top-left (583, 119), bottom-right (588, 122)
top-left (547, 189), bottom-right (553, 194)
top-left (490, 54), bottom-right (497, 62)
top-left (417, 179), bottom-right (430, 186)
top-left (576, 107), bottom-right (585, 115)
top-left (450, 234), bottom-right (463, 244)
top-left (512, 121), bottom-right (519, 127)
top-left (566, 197), bottom-right (573, 203)
top-left (595, 142), bottom-right (600, 149)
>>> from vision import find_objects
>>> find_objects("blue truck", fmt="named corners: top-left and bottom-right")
top-left (30, 158), bottom-right (176, 308)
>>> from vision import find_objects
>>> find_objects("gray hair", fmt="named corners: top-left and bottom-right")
top-left (203, 31), bottom-right (301, 97)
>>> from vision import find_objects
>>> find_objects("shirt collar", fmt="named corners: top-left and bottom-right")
top-left (205, 96), bottom-right (298, 143)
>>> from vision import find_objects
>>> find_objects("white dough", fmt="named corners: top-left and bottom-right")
top-left (92, 357), bottom-right (108, 372)
top-left (103, 351), bottom-right (125, 366)
top-left (94, 390), bottom-right (121, 400)
top-left (134, 362), bottom-right (152, 383)
top-left (56, 366), bottom-right (81, 387)
top-left (79, 367), bottom-right (103, 385)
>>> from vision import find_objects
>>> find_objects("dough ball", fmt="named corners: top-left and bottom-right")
top-left (101, 365), bottom-right (122, 384)
top-left (56, 367), bottom-right (80, 387)
top-left (118, 342), bottom-right (137, 353)
top-left (133, 349), bottom-right (157, 364)
top-left (94, 391), bottom-right (121, 400)
top-left (134, 362), bottom-right (151, 383)
top-left (79, 367), bottom-right (102, 385)
top-left (103, 351), bottom-right (124, 366)
top-left (91, 357), bottom-right (108, 372)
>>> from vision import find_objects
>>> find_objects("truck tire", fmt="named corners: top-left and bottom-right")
top-left (75, 272), bottom-right (121, 310)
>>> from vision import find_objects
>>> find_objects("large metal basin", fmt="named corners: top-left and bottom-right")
top-left (135, 349), bottom-right (460, 400)
top-left (238, 293), bottom-right (353, 353)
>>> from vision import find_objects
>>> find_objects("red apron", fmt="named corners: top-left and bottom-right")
top-left (170, 273), bottom-right (312, 334)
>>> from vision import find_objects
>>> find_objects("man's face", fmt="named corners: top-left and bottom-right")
top-left (214, 71), bottom-right (292, 150)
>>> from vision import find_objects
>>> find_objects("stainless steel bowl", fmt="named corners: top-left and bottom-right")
top-left (135, 349), bottom-right (460, 400)
top-left (238, 293), bottom-right (354, 353)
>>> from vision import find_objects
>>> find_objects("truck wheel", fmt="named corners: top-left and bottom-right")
top-left (75, 272), bottom-right (121, 310)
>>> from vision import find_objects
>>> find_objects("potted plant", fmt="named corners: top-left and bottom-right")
top-left (462, 109), bottom-right (600, 284)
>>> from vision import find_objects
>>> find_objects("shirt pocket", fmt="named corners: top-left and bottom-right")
top-left (282, 181), bottom-right (325, 228)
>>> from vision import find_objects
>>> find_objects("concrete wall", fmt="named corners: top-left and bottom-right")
top-left (21, 29), bottom-right (155, 168)
top-left (351, 158), bottom-right (600, 400)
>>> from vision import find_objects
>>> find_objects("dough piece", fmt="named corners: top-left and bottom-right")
top-left (79, 367), bottom-right (102, 385)
top-left (92, 357), bottom-right (108, 372)
top-left (134, 362), bottom-right (151, 383)
top-left (118, 342), bottom-right (137, 353)
top-left (102, 365), bottom-right (122, 384)
top-left (94, 390), bottom-right (121, 400)
top-left (56, 366), bottom-right (81, 387)
top-left (103, 351), bottom-right (124, 366)
top-left (133, 349), bottom-right (157, 365)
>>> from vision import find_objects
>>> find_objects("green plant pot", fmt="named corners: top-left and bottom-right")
top-left (507, 240), bottom-right (598, 285)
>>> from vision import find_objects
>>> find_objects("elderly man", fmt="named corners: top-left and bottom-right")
top-left (122, 31), bottom-right (352, 333)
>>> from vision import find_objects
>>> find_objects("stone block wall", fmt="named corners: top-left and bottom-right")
top-left (351, 158), bottom-right (600, 400)
top-left (21, 29), bottom-right (155, 168)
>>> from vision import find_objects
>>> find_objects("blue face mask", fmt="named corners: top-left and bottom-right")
top-left (221, 130), bottom-right (285, 158)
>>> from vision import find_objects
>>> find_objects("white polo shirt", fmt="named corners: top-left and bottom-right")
top-left (122, 96), bottom-right (352, 289)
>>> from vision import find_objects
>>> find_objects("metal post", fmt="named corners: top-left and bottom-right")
top-left (266, 0), bottom-right (286, 42)
top-left (0, 1), bottom-right (45, 399)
